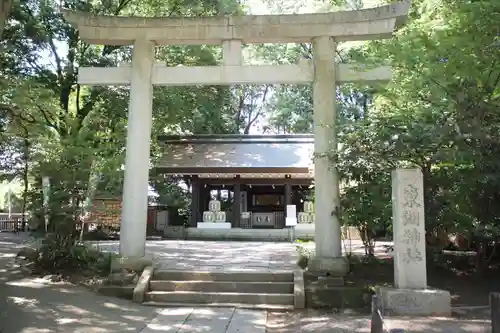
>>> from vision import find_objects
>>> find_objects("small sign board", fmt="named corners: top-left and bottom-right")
top-left (286, 217), bottom-right (297, 227)
top-left (286, 205), bottom-right (296, 218)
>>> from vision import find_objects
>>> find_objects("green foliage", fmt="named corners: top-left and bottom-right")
top-left (254, 0), bottom-right (500, 269)
top-left (0, 0), bottom-right (245, 240)
top-left (1, 0), bottom-right (500, 274)
top-left (35, 233), bottom-right (111, 274)
top-left (295, 242), bottom-right (314, 269)
top-left (333, 0), bottom-right (500, 266)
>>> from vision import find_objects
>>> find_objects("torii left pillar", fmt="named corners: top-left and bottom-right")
top-left (119, 38), bottom-right (154, 258)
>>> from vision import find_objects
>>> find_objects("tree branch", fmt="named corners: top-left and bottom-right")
top-left (300, 43), bottom-right (312, 59)
top-left (47, 38), bottom-right (63, 84)
top-left (36, 105), bottom-right (60, 132)
top-left (114, 0), bottom-right (133, 14)
top-left (0, 103), bottom-right (37, 125)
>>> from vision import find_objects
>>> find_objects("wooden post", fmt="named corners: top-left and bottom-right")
top-left (233, 176), bottom-right (241, 228)
top-left (491, 293), bottom-right (500, 333)
top-left (199, 184), bottom-right (205, 214)
top-left (190, 176), bottom-right (200, 227)
top-left (284, 183), bottom-right (292, 228)
top-left (370, 295), bottom-right (384, 333)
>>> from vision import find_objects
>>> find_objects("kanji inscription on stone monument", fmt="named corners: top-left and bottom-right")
top-left (392, 168), bottom-right (427, 289)
top-left (401, 187), bottom-right (423, 263)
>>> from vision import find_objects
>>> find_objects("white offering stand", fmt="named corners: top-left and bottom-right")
top-left (197, 222), bottom-right (231, 229)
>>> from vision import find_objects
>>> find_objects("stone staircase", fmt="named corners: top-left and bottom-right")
top-left (143, 270), bottom-right (295, 310)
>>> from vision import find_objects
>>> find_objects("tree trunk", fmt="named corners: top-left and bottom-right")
top-left (21, 138), bottom-right (29, 231)
top-left (0, 0), bottom-right (14, 40)
top-left (475, 240), bottom-right (488, 274)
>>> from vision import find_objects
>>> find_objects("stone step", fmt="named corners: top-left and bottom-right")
top-left (149, 280), bottom-right (294, 294)
top-left (142, 301), bottom-right (294, 311)
top-left (145, 291), bottom-right (294, 305)
top-left (152, 270), bottom-right (293, 283)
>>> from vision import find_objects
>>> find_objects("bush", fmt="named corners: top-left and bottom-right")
top-left (35, 233), bottom-right (111, 274)
top-left (296, 241), bottom-right (315, 269)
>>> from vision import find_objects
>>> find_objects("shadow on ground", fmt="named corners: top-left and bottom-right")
top-left (266, 310), bottom-right (490, 333)
top-left (0, 276), bottom-right (159, 333)
top-left (0, 232), bottom-right (158, 333)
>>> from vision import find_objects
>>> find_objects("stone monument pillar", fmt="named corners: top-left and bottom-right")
top-left (119, 39), bottom-right (155, 258)
top-left (393, 168), bottom-right (427, 288)
top-left (307, 36), bottom-right (348, 277)
top-left (377, 168), bottom-right (451, 316)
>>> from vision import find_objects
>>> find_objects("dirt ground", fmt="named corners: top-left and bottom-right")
top-left (346, 250), bottom-right (500, 307)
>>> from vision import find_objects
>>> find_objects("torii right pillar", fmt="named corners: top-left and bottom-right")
top-left (308, 6), bottom-right (451, 317)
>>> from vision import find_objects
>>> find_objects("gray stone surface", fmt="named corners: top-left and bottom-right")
top-left (110, 254), bottom-right (154, 273)
top-left (62, 1), bottom-right (411, 45)
top-left (392, 168), bottom-right (427, 289)
top-left (307, 256), bottom-right (349, 276)
top-left (377, 286), bottom-right (452, 316)
top-left (0, 275), bottom-right (158, 332)
top-left (294, 269), bottom-right (305, 309)
top-left (90, 240), bottom-right (299, 271)
top-left (88, 239), bottom-right (393, 273)
top-left (0, 234), bottom-right (492, 333)
top-left (266, 310), bottom-right (490, 333)
top-left (133, 265), bottom-right (154, 303)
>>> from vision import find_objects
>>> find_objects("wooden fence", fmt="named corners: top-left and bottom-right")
top-left (0, 213), bottom-right (28, 231)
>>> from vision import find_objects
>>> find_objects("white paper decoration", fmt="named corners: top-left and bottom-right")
top-left (209, 200), bottom-right (221, 212)
top-left (303, 201), bottom-right (314, 213)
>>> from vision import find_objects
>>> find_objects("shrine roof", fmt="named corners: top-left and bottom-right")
top-left (155, 134), bottom-right (314, 178)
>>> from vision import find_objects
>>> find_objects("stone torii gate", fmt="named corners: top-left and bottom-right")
top-left (63, 1), bottom-right (410, 276)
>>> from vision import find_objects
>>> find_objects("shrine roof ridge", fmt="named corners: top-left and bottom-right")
top-left (158, 134), bottom-right (314, 144)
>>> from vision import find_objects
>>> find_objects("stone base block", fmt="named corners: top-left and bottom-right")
top-left (305, 285), bottom-right (370, 309)
top-left (293, 269), bottom-right (305, 309)
top-left (133, 266), bottom-right (154, 303)
top-left (163, 226), bottom-right (186, 239)
top-left (377, 287), bottom-right (451, 316)
top-left (197, 222), bottom-right (231, 229)
top-left (97, 285), bottom-right (134, 299)
top-left (111, 256), bottom-right (154, 273)
top-left (307, 256), bottom-right (349, 277)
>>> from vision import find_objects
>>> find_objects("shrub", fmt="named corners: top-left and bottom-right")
top-left (296, 241), bottom-right (315, 269)
top-left (35, 233), bottom-right (111, 274)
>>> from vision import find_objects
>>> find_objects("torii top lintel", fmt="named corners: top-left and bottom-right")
top-left (62, 1), bottom-right (410, 46)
